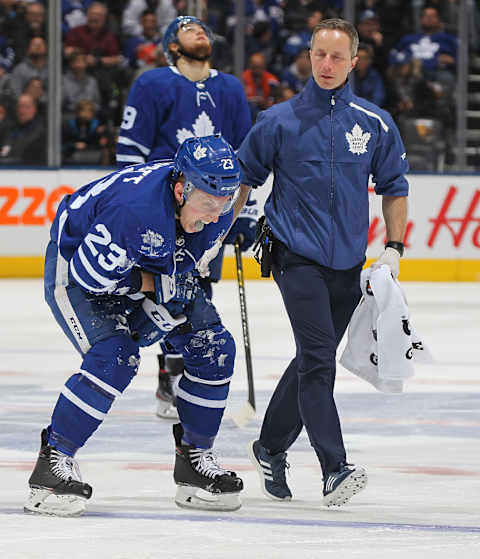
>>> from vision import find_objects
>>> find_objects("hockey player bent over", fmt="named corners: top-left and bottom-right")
top-left (116, 15), bottom-right (256, 420)
top-left (24, 135), bottom-right (247, 516)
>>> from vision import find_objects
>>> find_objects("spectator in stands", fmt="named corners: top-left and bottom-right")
top-left (0, 63), bottom-right (13, 103)
top-left (242, 52), bottom-right (279, 120)
top-left (62, 50), bottom-right (101, 118)
top-left (280, 47), bottom-right (311, 94)
top-left (0, 0), bottom-right (22, 41)
top-left (11, 1), bottom-right (45, 63)
top-left (352, 43), bottom-right (386, 107)
top-left (356, 9), bottom-right (389, 75)
top-left (283, 7), bottom-right (323, 64)
top-left (122, 0), bottom-right (176, 37)
top-left (251, 0), bottom-right (284, 36)
top-left (64, 2), bottom-right (121, 69)
top-left (388, 47), bottom-right (453, 165)
top-left (22, 76), bottom-right (46, 115)
top-left (283, 1), bottom-right (338, 34)
top-left (0, 33), bottom-right (14, 72)
top-left (0, 93), bottom-right (12, 146)
top-left (123, 9), bottom-right (162, 70)
top-left (357, 0), bottom-right (412, 51)
top-left (246, 20), bottom-right (282, 75)
top-left (389, 6), bottom-right (457, 87)
top-left (62, 99), bottom-right (111, 165)
top-left (62, 0), bottom-right (88, 35)
top-left (64, 2), bottom-right (125, 120)
top-left (131, 43), bottom-right (167, 81)
top-left (11, 36), bottom-right (47, 98)
top-left (0, 93), bottom-right (46, 165)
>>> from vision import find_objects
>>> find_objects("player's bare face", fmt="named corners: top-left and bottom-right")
top-left (310, 29), bottom-right (357, 90)
top-left (179, 188), bottom-right (231, 233)
top-left (177, 23), bottom-right (211, 59)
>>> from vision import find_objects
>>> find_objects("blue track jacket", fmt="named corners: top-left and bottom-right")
top-left (238, 79), bottom-right (409, 270)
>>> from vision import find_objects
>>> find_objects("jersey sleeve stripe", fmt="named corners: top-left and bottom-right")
top-left (117, 136), bottom-right (151, 156)
top-left (77, 246), bottom-right (118, 288)
top-left (116, 154), bottom-right (146, 164)
top-left (70, 259), bottom-right (108, 293)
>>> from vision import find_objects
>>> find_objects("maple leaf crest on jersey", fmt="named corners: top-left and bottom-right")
top-left (176, 111), bottom-right (216, 145)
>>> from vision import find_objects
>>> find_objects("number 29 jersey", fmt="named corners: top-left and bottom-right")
top-left (116, 67), bottom-right (252, 167)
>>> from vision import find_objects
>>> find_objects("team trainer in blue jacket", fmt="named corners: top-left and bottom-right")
top-left (241, 19), bottom-right (409, 507)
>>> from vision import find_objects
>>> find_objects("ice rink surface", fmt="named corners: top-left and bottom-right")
top-left (0, 278), bottom-right (479, 559)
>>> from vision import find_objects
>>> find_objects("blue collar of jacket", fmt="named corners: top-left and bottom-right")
top-left (300, 77), bottom-right (354, 109)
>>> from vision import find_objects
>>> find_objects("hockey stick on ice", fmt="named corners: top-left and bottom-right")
top-left (231, 237), bottom-right (256, 428)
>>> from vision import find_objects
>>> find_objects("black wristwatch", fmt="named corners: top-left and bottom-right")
top-left (385, 241), bottom-right (404, 257)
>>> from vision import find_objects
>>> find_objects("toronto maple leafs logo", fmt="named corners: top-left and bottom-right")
top-left (346, 123), bottom-right (371, 155)
top-left (193, 145), bottom-right (207, 160)
top-left (176, 111), bottom-right (216, 145)
top-left (410, 36), bottom-right (440, 61)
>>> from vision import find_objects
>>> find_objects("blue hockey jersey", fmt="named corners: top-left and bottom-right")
top-left (51, 161), bottom-right (231, 296)
top-left (389, 32), bottom-right (457, 72)
top-left (116, 67), bottom-right (252, 166)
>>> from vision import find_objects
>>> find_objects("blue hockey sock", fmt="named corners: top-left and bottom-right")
top-left (49, 335), bottom-right (139, 455)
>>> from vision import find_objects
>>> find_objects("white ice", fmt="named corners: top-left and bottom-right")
top-left (0, 278), bottom-right (479, 559)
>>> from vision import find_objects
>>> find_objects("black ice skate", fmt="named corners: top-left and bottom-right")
top-left (24, 429), bottom-right (92, 517)
top-left (173, 423), bottom-right (243, 511)
top-left (155, 354), bottom-right (184, 419)
top-left (323, 463), bottom-right (367, 507)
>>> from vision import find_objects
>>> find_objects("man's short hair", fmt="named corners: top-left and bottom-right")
top-left (310, 18), bottom-right (359, 58)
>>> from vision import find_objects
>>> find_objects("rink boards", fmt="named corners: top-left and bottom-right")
top-left (0, 168), bottom-right (479, 281)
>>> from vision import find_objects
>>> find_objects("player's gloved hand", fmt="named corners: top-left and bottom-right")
top-left (223, 195), bottom-right (258, 251)
top-left (197, 239), bottom-right (222, 278)
top-left (371, 247), bottom-right (400, 278)
top-left (223, 217), bottom-right (257, 251)
top-left (141, 297), bottom-right (187, 333)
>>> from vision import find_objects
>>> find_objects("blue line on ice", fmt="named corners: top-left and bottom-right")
top-left (2, 508), bottom-right (480, 533)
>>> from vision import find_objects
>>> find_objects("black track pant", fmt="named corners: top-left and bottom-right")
top-left (259, 243), bottom-right (362, 476)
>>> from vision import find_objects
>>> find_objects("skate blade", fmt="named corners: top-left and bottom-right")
top-left (24, 487), bottom-right (87, 517)
top-left (175, 485), bottom-right (242, 512)
top-left (323, 469), bottom-right (368, 508)
top-left (156, 399), bottom-right (179, 420)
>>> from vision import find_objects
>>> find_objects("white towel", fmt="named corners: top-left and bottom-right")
top-left (340, 265), bottom-right (433, 393)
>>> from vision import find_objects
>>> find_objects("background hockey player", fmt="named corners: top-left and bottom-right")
top-left (116, 15), bottom-right (257, 420)
top-left (25, 135), bottom-right (247, 517)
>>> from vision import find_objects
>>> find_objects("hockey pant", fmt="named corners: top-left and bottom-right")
top-left (44, 240), bottom-right (234, 455)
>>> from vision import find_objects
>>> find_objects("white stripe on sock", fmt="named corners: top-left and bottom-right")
top-left (61, 386), bottom-right (106, 421)
top-left (80, 370), bottom-right (122, 398)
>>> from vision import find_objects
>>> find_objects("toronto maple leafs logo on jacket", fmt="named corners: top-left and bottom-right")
top-left (346, 123), bottom-right (371, 155)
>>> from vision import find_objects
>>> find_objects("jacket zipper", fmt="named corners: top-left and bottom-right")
top-left (329, 94), bottom-right (335, 266)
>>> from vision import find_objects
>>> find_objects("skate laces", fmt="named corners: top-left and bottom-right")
top-left (49, 449), bottom-right (82, 482)
top-left (190, 449), bottom-right (230, 479)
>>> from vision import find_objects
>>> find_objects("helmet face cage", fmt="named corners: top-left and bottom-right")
top-left (174, 135), bottom-right (241, 215)
top-left (162, 16), bottom-right (214, 65)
